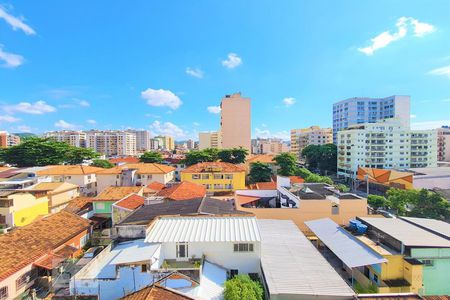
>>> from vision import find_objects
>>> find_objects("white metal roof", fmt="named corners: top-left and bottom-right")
top-left (258, 219), bottom-right (354, 298)
top-left (305, 218), bottom-right (387, 268)
top-left (110, 240), bottom-right (161, 265)
top-left (360, 217), bottom-right (450, 248)
top-left (145, 216), bottom-right (261, 243)
top-left (400, 217), bottom-right (450, 239)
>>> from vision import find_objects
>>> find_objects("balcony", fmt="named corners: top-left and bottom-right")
top-left (160, 258), bottom-right (203, 282)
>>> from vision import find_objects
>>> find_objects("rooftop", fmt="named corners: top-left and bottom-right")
top-left (182, 162), bottom-right (246, 173)
top-left (145, 182), bottom-right (166, 192)
top-left (63, 196), bottom-right (93, 214)
top-left (400, 217), bottom-right (450, 239)
top-left (0, 211), bottom-right (91, 280)
top-left (120, 284), bottom-right (193, 300)
top-left (289, 183), bottom-right (361, 200)
top-left (246, 154), bottom-right (276, 164)
top-left (36, 165), bottom-right (105, 175)
top-left (156, 181), bottom-right (206, 201)
top-left (114, 194), bottom-right (145, 210)
top-left (94, 186), bottom-right (143, 201)
top-left (258, 219), bottom-right (354, 298)
top-left (27, 182), bottom-right (79, 193)
top-left (109, 157), bottom-right (140, 164)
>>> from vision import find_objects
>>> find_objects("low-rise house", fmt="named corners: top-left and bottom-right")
top-left (407, 167), bottom-right (450, 190)
top-left (120, 284), bottom-right (193, 299)
top-left (142, 182), bottom-right (165, 198)
top-left (162, 158), bottom-right (186, 181)
top-left (93, 186), bottom-right (144, 217)
top-left (64, 196), bottom-right (94, 219)
top-left (155, 181), bottom-right (206, 201)
top-left (36, 165), bottom-right (105, 196)
top-left (27, 182), bottom-right (80, 213)
top-left (0, 190), bottom-right (49, 229)
top-left (181, 162), bottom-right (246, 193)
top-left (246, 154), bottom-right (279, 174)
top-left (0, 211), bottom-right (91, 300)
top-left (357, 217), bottom-right (450, 295)
top-left (112, 194), bottom-right (145, 225)
top-left (96, 163), bottom-right (175, 194)
top-left (236, 176), bottom-right (368, 234)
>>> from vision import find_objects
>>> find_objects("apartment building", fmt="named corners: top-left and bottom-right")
top-left (333, 95), bottom-right (410, 143)
top-left (290, 126), bottom-right (332, 159)
top-left (198, 131), bottom-right (221, 150)
top-left (85, 130), bottom-right (137, 156)
top-left (220, 93), bottom-right (251, 151)
top-left (126, 130), bottom-right (151, 152)
top-left (0, 131), bottom-right (20, 148)
top-left (152, 135), bottom-right (174, 151)
top-left (251, 138), bottom-right (289, 154)
top-left (437, 126), bottom-right (450, 161)
top-left (44, 131), bottom-right (86, 147)
top-left (337, 120), bottom-right (437, 178)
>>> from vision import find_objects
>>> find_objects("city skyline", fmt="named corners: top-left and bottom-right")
top-left (1, 1), bottom-right (450, 140)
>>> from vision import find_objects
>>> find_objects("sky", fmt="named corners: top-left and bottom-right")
top-left (0, 1), bottom-right (449, 141)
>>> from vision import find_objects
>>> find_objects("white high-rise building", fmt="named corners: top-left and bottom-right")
top-left (126, 130), bottom-right (151, 152)
top-left (44, 131), bottom-right (87, 148)
top-left (337, 119), bottom-right (437, 178)
top-left (85, 130), bottom-right (137, 157)
top-left (333, 95), bottom-right (410, 143)
top-left (437, 126), bottom-right (450, 162)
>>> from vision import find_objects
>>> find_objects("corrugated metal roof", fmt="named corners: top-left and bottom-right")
top-left (400, 217), bottom-right (450, 239)
top-left (110, 240), bottom-right (160, 265)
top-left (145, 216), bottom-right (261, 243)
top-left (359, 217), bottom-right (450, 248)
top-left (258, 219), bottom-right (354, 298)
top-left (305, 218), bottom-right (387, 268)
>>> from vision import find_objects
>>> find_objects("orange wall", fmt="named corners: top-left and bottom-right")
top-left (64, 229), bottom-right (90, 256)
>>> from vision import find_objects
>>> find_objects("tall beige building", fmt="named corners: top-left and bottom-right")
top-left (44, 131), bottom-right (86, 147)
top-left (85, 130), bottom-right (137, 156)
top-left (290, 126), bottom-right (332, 159)
top-left (437, 126), bottom-right (450, 162)
top-left (199, 131), bottom-right (222, 150)
top-left (220, 93), bottom-right (251, 151)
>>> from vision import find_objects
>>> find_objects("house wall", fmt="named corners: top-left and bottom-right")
top-left (136, 171), bottom-right (174, 186)
top-left (48, 174), bottom-right (97, 195)
top-left (237, 199), bottom-right (367, 235)
top-left (49, 188), bottom-right (79, 213)
top-left (96, 174), bottom-right (121, 195)
top-left (0, 193), bottom-right (49, 227)
top-left (161, 241), bottom-right (260, 274)
top-left (111, 206), bottom-right (133, 225)
top-left (181, 171), bottom-right (246, 192)
top-left (93, 201), bottom-right (114, 215)
top-left (411, 247), bottom-right (450, 295)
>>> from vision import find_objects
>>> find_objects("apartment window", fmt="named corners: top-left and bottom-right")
top-left (192, 174), bottom-right (200, 179)
top-left (204, 184), bottom-right (211, 190)
top-left (225, 184), bottom-right (233, 190)
top-left (422, 259), bottom-right (434, 267)
top-left (147, 175), bottom-right (152, 179)
top-left (373, 273), bottom-right (379, 284)
top-left (224, 174), bottom-right (233, 179)
top-left (16, 269), bottom-right (37, 290)
top-left (230, 269), bottom-right (239, 278)
top-left (331, 204), bottom-right (339, 215)
top-left (141, 264), bottom-right (149, 272)
top-left (137, 174), bottom-right (141, 179)
top-left (0, 287), bottom-right (7, 300)
top-left (213, 174), bottom-right (224, 180)
top-left (201, 174), bottom-right (209, 179)
top-left (233, 243), bottom-right (254, 252)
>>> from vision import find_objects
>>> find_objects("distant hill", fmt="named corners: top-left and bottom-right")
top-left (13, 133), bottom-right (37, 138)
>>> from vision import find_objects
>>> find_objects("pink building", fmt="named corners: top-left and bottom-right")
top-left (220, 93), bottom-right (251, 151)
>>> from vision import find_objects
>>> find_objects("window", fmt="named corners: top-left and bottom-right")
top-left (16, 269), bottom-right (37, 290)
top-left (96, 203), bottom-right (105, 210)
top-left (233, 243), bottom-right (254, 252)
top-left (147, 175), bottom-right (152, 179)
top-left (422, 259), bottom-right (434, 267)
top-left (331, 204), bottom-right (339, 215)
top-left (373, 273), bottom-right (378, 284)
top-left (176, 243), bottom-right (188, 259)
top-left (213, 174), bottom-right (224, 180)
top-left (229, 269), bottom-right (239, 278)
top-left (141, 264), bottom-right (149, 272)
top-left (201, 174), bottom-right (209, 179)
top-left (214, 184), bottom-right (223, 190)
top-left (192, 174), bottom-right (200, 179)
top-left (224, 174), bottom-right (233, 179)
top-left (0, 287), bottom-right (7, 300)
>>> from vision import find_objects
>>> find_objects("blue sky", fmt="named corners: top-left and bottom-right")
top-left (0, 1), bottom-right (449, 141)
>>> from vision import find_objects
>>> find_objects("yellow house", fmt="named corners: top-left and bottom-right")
top-left (0, 191), bottom-right (49, 228)
top-left (181, 162), bottom-right (246, 193)
top-left (28, 182), bottom-right (80, 213)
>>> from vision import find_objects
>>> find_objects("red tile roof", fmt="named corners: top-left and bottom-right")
top-left (236, 195), bottom-right (261, 206)
top-left (109, 157), bottom-right (140, 164)
top-left (254, 182), bottom-right (277, 190)
top-left (156, 181), bottom-right (206, 201)
top-left (147, 182), bottom-right (166, 192)
top-left (289, 176), bottom-right (305, 184)
top-left (114, 194), bottom-right (145, 210)
top-left (94, 186), bottom-right (143, 201)
top-left (182, 162), bottom-right (245, 173)
top-left (120, 284), bottom-right (193, 300)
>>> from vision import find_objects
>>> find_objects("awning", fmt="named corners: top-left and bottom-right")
top-left (305, 218), bottom-right (387, 268)
top-left (34, 245), bottom-right (78, 270)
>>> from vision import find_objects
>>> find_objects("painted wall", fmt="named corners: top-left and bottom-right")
top-left (93, 201), bottom-right (114, 215)
top-left (411, 248), bottom-right (450, 295)
top-left (0, 193), bottom-right (49, 227)
top-left (13, 200), bottom-right (48, 227)
top-left (181, 171), bottom-right (246, 192)
top-left (96, 174), bottom-right (122, 195)
top-left (49, 188), bottom-right (79, 213)
top-left (111, 206), bottom-right (133, 225)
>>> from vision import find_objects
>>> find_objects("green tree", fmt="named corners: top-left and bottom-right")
top-left (140, 151), bottom-right (163, 163)
top-left (294, 167), bottom-right (312, 179)
top-left (219, 147), bottom-right (248, 164)
top-left (65, 147), bottom-right (99, 164)
top-left (386, 188), bottom-right (417, 215)
top-left (203, 148), bottom-right (219, 161)
top-left (304, 173), bottom-right (333, 184)
top-left (91, 159), bottom-right (114, 169)
top-left (409, 189), bottom-right (450, 219)
top-left (367, 194), bottom-right (389, 210)
top-left (273, 152), bottom-right (297, 176)
top-left (301, 145), bottom-right (321, 169)
top-left (335, 184), bottom-right (350, 193)
top-left (224, 275), bottom-right (264, 300)
top-left (302, 143), bottom-right (337, 174)
top-left (248, 162), bottom-right (272, 183)
top-left (183, 150), bottom-right (216, 166)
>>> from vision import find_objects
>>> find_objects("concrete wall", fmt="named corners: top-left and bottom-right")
top-left (181, 171), bottom-right (246, 192)
top-left (49, 188), bottom-right (79, 212)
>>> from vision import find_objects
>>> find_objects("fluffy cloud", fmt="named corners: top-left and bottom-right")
top-left (0, 6), bottom-right (35, 35)
top-left (149, 120), bottom-right (187, 139)
top-left (282, 97), bottom-right (296, 107)
top-left (428, 65), bottom-right (450, 79)
top-left (410, 114), bottom-right (417, 119)
top-left (0, 115), bottom-right (20, 122)
top-left (77, 99), bottom-right (90, 107)
top-left (3, 100), bottom-right (56, 114)
top-left (186, 67), bottom-right (204, 78)
top-left (411, 120), bottom-right (450, 130)
top-left (222, 53), bottom-right (242, 69)
top-left (86, 119), bottom-right (97, 125)
top-left (55, 120), bottom-right (77, 130)
top-left (207, 106), bottom-right (221, 114)
top-left (358, 17), bottom-right (435, 56)
top-left (0, 47), bottom-right (24, 68)
top-left (141, 88), bottom-right (182, 110)
top-left (254, 128), bottom-right (290, 140)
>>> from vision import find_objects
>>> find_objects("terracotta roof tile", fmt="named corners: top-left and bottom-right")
top-left (114, 194), bottom-right (145, 210)
top-left (0, 211), bottom-right (91, 280)
top-left (146, 182), bottom-right (166, 192)
top-left (247, 154), bottom-right (276, 164)
top-left (182, 162), bottom-right (246, 173)
top-left (95, 186), bottom-right (143, 201)
top-left (254, 182), bottom-right (277, 190)
top-left (289, 176), bottom-right (305, 184)
top-left (64, 197), bottom-right (93, 214)
top-left (236, 195), bottom-right (261, 206)
top-left (96, 163), bottom-right (175, 175)
top-left (120, 284), bottom-right (193, 300)
top-left (109, 157), bottom-right (140, 164)
top-left (36, 165), bottom-right (105, 176)
top-left (156, 182), bottom-right (206, 201)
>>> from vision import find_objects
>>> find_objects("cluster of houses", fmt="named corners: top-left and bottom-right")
top-left (0, 158), bottom-right (449, 299)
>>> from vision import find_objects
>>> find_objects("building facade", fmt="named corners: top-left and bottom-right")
top-left (198, 131), bottom-right (221, 150)
top-left (0, 131), bottom-right (20, 148)
top-left (44, 131), bottom-right (87, 147)
top-left (220, 93), bottom-right (251, 151)
top-left (333, 95), bottom-right (410, 143)
top-left (126, 130), bottom-right (151, 152)
top-left (290, 126), bottom-right (332, 159)
top-left (437, 126), bottom-right (450, 162)
top-left (251, 138), bottom-right (289, 155)
top-left (337, 120), bottom-right (437, 178)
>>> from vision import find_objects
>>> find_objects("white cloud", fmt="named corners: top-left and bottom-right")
top-left (86, 119), bottom-right (97, 125)
top-left (55, 120), bottom-right (77, 130)
top-left (254, 128), bottom-right (290, 141)
top-left (144, 113), bottom-right (161, 119)
top-left (207, 106), bottom-right (221, 114)
top-left (411, 120), bottom-right (450, 130)
top-left (0, 115), bottom-right (20, 122)
top-left (141, 88), bottom-right (182, 110)
top-left (193, 122), bottom-right (200, 126)
top-left (282, 97), bottom-right (296, 107)
top-left (410, 114), bottom-right (417, 119)
top-left (0, 6), bottom-right (35, 35)
top-left (16, 125), bottom-right (31, 132)
top-left (0, 46), bottom-right (24, 68)
top-left (222, 53), bottom-right (242, 69)
top-left (76, 99), bottom-right (90, 107)
top-left (358, 17), bottom-right (435, 56)
top-left (149, 120), bottom-right (187, 139)
top-left (3, 100), bottom-right (56, 114)
top-left (186, 67), bottom-right (204, 78)
top-left (428, 65), bottom-right (450, 79)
